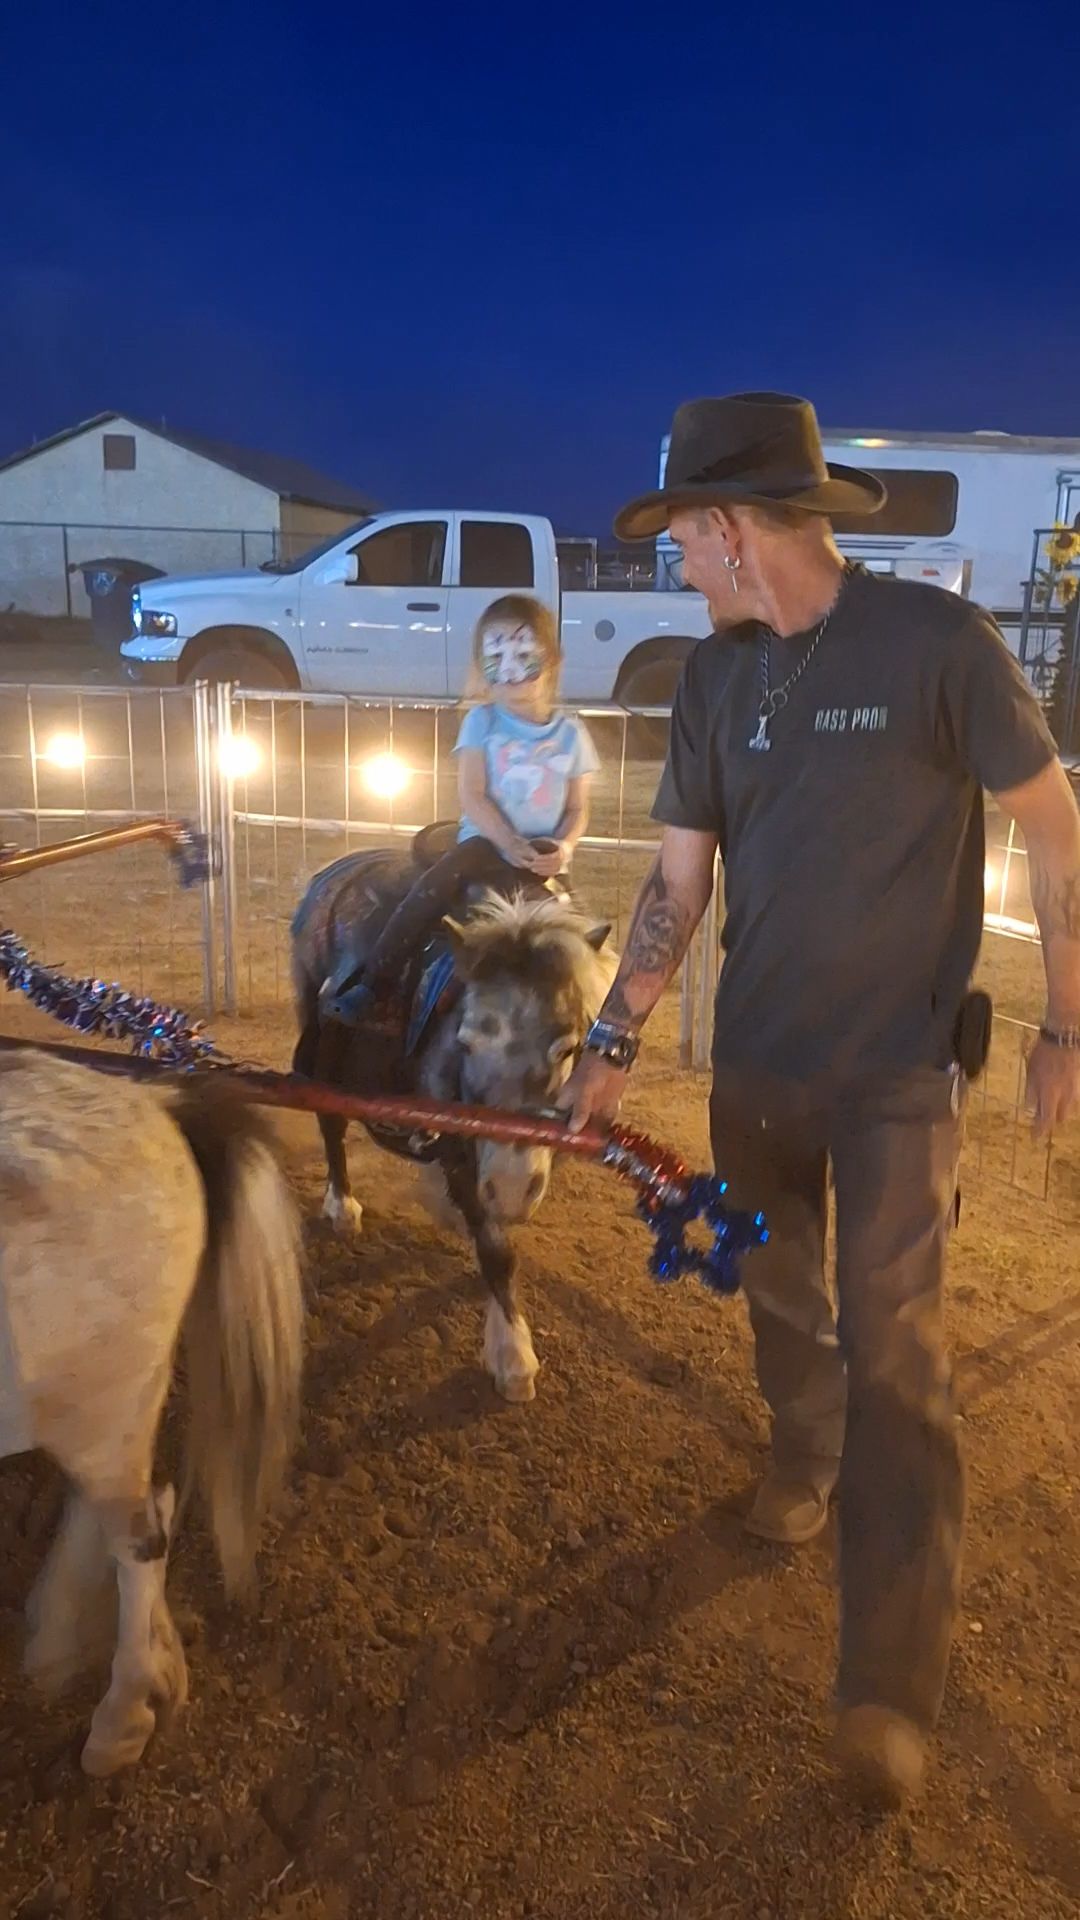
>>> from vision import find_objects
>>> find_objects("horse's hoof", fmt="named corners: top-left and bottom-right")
top-left (496, 1372), bottom-right (537, 1404)
top-left (484, 1304), bottom-right (539, 1404)
top-left (81, 1728), bottom-right (152, 1777)
top-left (81, 1703), bottom-right (156, 1777)
top-left (321, 1190), bottom-right (363, 1236)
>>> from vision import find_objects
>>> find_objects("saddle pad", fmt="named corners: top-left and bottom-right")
top-left (405, 943), bottom-right (458, 1058)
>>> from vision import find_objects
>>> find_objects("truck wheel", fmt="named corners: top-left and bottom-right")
top-left (618, 660), bottom-right (680, 757)
top-left (185, 645), bottom-right (292, 691)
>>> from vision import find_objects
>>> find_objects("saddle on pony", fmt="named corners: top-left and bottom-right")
top-left (404, 822), bottom-right (571, 1053)
top-left (292, 825), bottom-right (571, 1142)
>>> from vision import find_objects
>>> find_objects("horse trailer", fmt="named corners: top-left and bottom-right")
top-left (656, 426), bottom-right (1080, 651)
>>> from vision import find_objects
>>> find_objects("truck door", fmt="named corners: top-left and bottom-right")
top-left (445, 517), bottom-right (549, 691)
top-left (298, 518), bottom-right (450, 694)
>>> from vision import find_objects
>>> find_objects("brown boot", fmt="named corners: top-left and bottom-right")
top-left (833, 1705), bottom-right (927, 1807)
top-left (744, 1471), bottom-right (831, 1545)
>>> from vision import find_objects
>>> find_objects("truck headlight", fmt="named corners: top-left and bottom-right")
top-left (140, 610), bottom-right (178, 637)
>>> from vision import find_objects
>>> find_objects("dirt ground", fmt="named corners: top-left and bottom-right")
top-left (1, 666), bottom-right (1079, 1918)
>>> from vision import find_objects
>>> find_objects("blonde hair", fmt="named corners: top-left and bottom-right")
top-left (466, 594), bottom-right (562, 703)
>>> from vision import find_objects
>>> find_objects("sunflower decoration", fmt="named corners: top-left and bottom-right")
top-left (1059, 573), bottom-right (1079, 606)
top-left (1047, 522), bottom-right (1080, 568)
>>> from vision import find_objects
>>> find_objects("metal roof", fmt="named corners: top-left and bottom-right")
top-left (823, 428), bottom-right (1080, 456)
top-left (0, 412), bottom-right (378, 514)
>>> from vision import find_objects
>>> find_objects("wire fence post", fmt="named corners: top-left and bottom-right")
top-left (679, 945), bottom-right (695, 1069)
top-left (214, 681), bottom-right (239, 1014)
top-left (692, 860), bottom-right (719, 1074)
top-left (679, 854), bottom-right (720, 1073)
top-left (192, 680), bottom-right (218, 1016)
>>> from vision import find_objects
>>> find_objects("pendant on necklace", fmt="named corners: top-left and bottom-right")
top-left (748, 712), bottom-right (772, 753)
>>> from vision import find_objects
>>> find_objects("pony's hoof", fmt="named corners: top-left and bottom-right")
top-left (484, 1303), bottom-right (539, 1404)
top-left (81, 1702), bottom-right (156, 1777)
top-left (321, 1189), bottom-right (363, 1236)
top-left (496, 1372), bottom-right (537, 1404)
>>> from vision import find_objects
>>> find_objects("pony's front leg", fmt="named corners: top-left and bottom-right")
top-left (81, 1486), bottom-right (188, 1778)
top-left (482, 1255), bottom-right (540, 1404)
top-left (444, 1151), bottom-right (539, 1403)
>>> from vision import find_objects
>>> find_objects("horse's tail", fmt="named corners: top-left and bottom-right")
top-left (170, 1082), bottom-right (304, 1597)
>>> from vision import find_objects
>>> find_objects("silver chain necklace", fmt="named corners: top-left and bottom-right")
top-left (748, 572), bottom-right (848, 753)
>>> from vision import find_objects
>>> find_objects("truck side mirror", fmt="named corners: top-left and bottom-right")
top-left (321, 552), bottom-right (360, 586)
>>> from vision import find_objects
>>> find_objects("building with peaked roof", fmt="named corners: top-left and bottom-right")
top-left (0, 411), bottom-right (377, 616)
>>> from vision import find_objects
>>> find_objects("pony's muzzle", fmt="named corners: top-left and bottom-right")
top-left (478, 1143), bottom-right (551, 1223)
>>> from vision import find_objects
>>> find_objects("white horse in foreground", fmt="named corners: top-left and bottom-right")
top-left (0, 1048), bottom-right (304, 1776)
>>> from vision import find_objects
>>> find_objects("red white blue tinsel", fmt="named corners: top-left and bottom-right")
top-left (0, 930), bottom-right (219, 1069)
top-left (0, 928), bottom-right (768, 1291)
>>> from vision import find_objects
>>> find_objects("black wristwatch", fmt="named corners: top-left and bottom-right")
top-left (583, 1018), bottom-right (640, 1071)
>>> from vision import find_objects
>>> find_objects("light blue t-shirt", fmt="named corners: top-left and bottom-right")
top-left (454, 703), bottom-right (600, 844)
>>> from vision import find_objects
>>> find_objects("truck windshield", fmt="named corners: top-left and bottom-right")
top-left (259, 517), bottom-right (377, 575)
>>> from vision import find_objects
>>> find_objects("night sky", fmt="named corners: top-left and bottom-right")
top-left (3, 1), bottom-right (1077, 533)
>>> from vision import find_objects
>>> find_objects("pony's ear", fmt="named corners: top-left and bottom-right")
top-left (584, 923), bottom-right (612, 952)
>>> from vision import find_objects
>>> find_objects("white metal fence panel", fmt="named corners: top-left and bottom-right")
top-left (0, 681), bottom-right (216, 1011)
top-left (0, 678), bottom-right (1072, 1214)
top-left (216, 689), bottom-right (695, 1047)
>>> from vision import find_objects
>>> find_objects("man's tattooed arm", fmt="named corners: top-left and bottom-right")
top-left (600, 830), bottom-right (718, 1032)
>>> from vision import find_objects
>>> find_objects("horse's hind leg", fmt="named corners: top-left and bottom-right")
top-left (293, 1015), bottom-right (320, 1079)
top-left (292, 967), bottom-right (322, 1079)
top-left (25, 1492), bottom-right (114, 1693)
top-left (79, 1485), bottom-right (188, 1778)
top-left (312, 1026), bottom-right (363, 1236)
top-left (318, 1112), bottom-right (362, 1234)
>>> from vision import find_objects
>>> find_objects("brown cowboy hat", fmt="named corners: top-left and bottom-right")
top-left (614, 391), bottom-right (887, 541)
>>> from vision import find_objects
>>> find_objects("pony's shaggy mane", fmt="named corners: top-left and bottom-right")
top-left (454, 890), bottom-right (617, 1020)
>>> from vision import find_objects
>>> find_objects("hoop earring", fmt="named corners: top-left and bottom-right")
top-left (724, 554), bottom-right (742, 596)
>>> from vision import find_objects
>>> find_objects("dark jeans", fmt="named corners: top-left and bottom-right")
top-left (350, 836), bottom-right (515, 991)
top-left (710, 1064), bottom-right (966, 1733)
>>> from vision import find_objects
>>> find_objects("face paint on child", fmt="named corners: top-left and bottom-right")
top-left (480, 623), bottom-right (545, 687)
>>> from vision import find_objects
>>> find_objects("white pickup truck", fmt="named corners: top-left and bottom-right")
top-left (120, 508), bottom-right (714, 707)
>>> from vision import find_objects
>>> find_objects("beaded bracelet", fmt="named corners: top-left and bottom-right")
top-left (1038, 1023), bottom-right (1080, 1051)
top-left (584, 1018), bottom-right (641, 1071)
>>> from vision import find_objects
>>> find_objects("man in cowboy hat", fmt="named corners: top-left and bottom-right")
top-left (560, 392), bottom-right (1080, 1802)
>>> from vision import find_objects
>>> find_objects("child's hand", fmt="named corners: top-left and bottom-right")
top-left (504, 834), bottom-right (538, 869)
top-left (526, 841), bottom-right (568, 879)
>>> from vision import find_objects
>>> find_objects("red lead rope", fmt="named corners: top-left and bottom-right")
top-left (0, 1031), bottom-right (693, 1203)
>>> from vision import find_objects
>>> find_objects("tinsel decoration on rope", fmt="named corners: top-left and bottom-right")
top-left (0, 929), bottom-right (768, 1292)
top-left (0, 930), bottom-right (219, 1069)
top-left (598, 1123), bottom-right (768, 1291)
top-left (636, 1174), bottom-right (768, 1293)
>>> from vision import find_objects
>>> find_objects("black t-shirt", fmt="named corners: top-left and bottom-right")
top-left (653, 566), bottom-right (1057, 1088)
